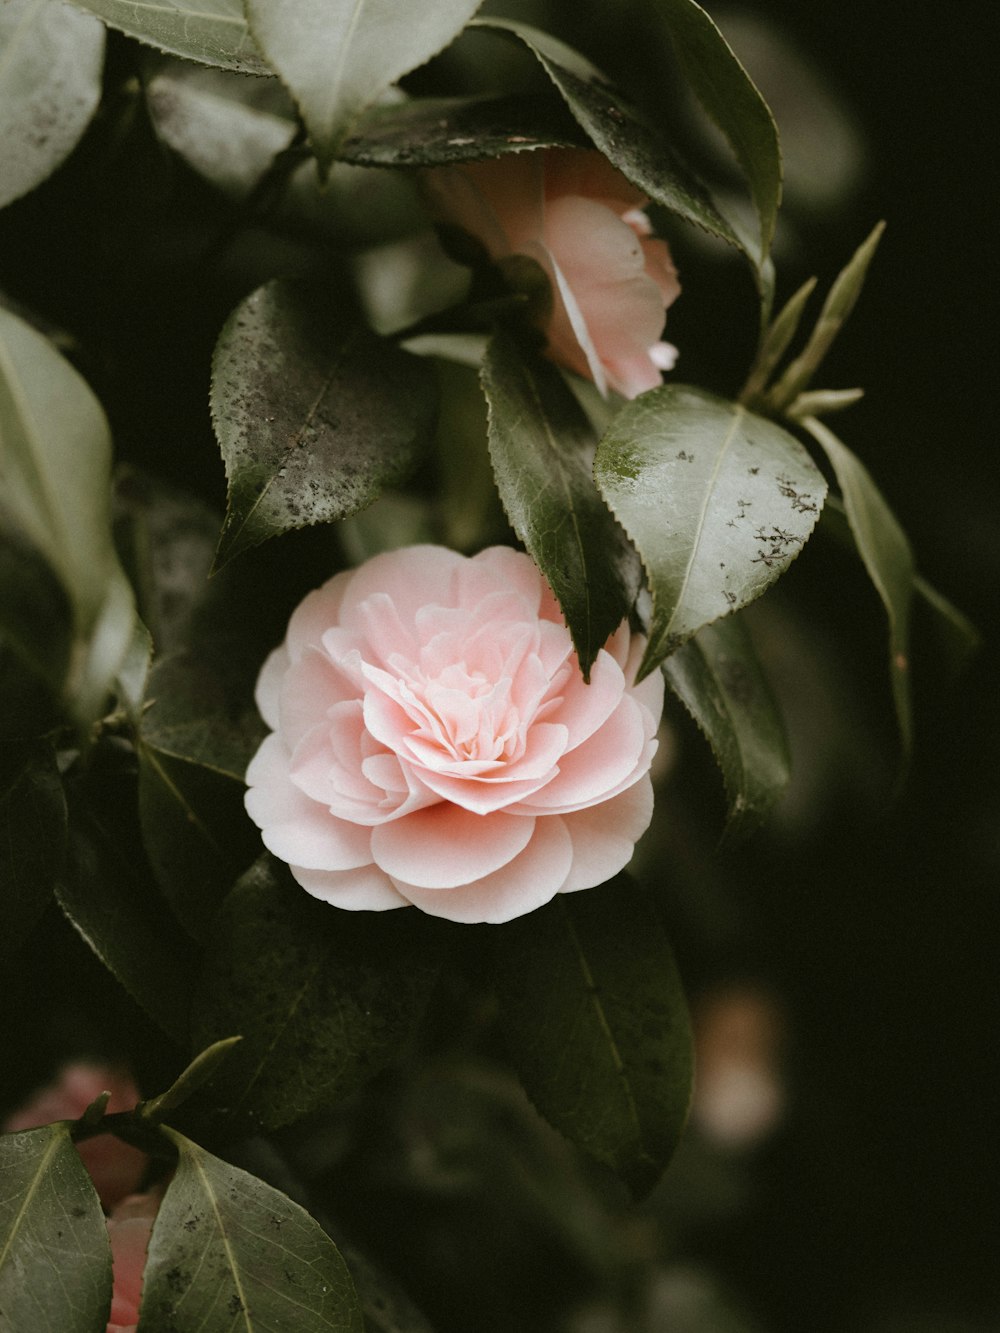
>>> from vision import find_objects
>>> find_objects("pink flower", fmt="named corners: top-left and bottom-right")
top-left (245, 545), bottom-right (663, 924)
top-left (3, 1063), bottom-right (147, 1209)
top-left (106, 1190), bottom-right (161, 1332)
top-left (422, 148), bottom-right (680, 398)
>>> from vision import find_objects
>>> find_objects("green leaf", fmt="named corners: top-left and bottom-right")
top-left (211, 280), bottom-right (437, 568)
top-left (244, 0), bottom-right (482, 171)
top-left (138, 1127), bottom-right (363, 1332)
top-left (146, 62), bottom-right (299, 198)
top-left (0, 528), bottom-right (72, 700)
top-left (766, 222), bottom-right (885, 411)
top-left (0, 306), bottom-right (136, 724)
top-left (71, 0), bottom-right (270, 74)
top-left (191, 856), bottom-right (448, 1133)
top-left (663, 614), bottom-right (789, 834)
top-left (594, 384), bottom-right (826, 678)
top-left (481, 332), bottom-right (640, 677)
top-left (139, 1036), bottom-right (243, 1124)
top-left (136, 645), bottom-right (264, 941)
top-left (804, 416), bottom-right (914, 753)
top-left (0, 1123), bottom-right (112, 1332)
top-left (651, 0), bottom-right (782, 262)
top-left (474, 18), bottom-right (741, 253)
top-left (0, 0), bottom-right (105, 210)
top-left (56, 805), bottom-right (199, 1046)
top-left (494, 874), bottom-right (692, 1196)
top-left (740, 276), bottom-right (816, 405)
top-left (912, 573), bottom-right (980, 676)
top-left (339, 91), bottom-right (588, 166)
top-left (0, 740), bottom-right (66, 963)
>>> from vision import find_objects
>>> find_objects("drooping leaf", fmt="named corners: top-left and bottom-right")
top-left (804, 416), bottom-right (914, 753)
top-left (594, 384), bottom-right (826, 678)
top-left (0, 306), bottom-right (136, 723)
top-left (138, 1127), bottom-right (363, 1332)
top-left (339, 91), bottom-right (588, 166)
top-left (663, 613), bottom-right (789, 834)
top-left (0, 0), bottom-right (105, 210)
top-left (0, 1123), bottom-right (112, 1332)
top-left (767, 222), bottom-right (885, 412)
top-left (191, 857), bottom-right (449, 1133)
top-left (474, 18), bottom-right (741, 253)
top-left (211, 280), bottom-right (437, 568)
top-left (494, 874), bottom-right (692, 1197)
top-left (650, 0), bottom-right (782, 262)
top-left (481, 332), bottom-right (640, 676)
top-left (71, 0), bottom-right (270, 73)
top-left (0, 740), bottom-right (66, 962)
top-left (244, 0), bottom-right (482, 171)
top-left (56, 800), bottom-right (199, 1047)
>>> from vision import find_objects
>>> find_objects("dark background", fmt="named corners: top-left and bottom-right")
top-left (0, 2), bottom-right (995, 1330)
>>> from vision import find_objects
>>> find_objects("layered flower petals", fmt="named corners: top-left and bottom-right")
top-left (421, 148), bottom-right (680, 399)
top-left (245, 546), bottom-right (664, 924)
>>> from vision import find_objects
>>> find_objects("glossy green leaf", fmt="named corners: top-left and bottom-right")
top-left (0, 1123), bottom-right (112, 1332)
top-left (244, 0), bottom-right (482, 171)
top-left (594, 384), bottom-right (826, 678)
top-left (0, 740), bottom-right (66, 962)
top-left (0, 0), bottom-right (105, 210)
top-left (474, 19), bottom-right (741, 252)
top-left (804, 416), bottom-right (914, 752)
top-left (191, 857), bottom-right (448, 1132)
top-left (211, 280), bottom-right (437, 568)
top-left (481, 332), bottom-right (640, 676)
top-left (766, 222), bottom-right (885, 411)
top-left (494, 874), bottom-right (692, 1196)
top-left (663, 614), bottom-right (789, 833)
top-left (339, 91), bottom-right (587, 166)
top-left (0, 306), bottom-right (136, 723)
top-left (138, 1127), bottom-right (363, 1332)
top-left (56, 807), bottom-right (199, 1046)
top-left (651, 0), bottom-right (782, 262)
top-left (71, 0), bottom-right (270, 73)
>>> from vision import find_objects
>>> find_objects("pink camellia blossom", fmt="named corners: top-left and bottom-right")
top-left (106, 1189), bottom-right (162, 1332)
top-left (421, 148), bottom-right (680, 399)
top-left (3, 1063), bottom-right (147, 1209)
top-left (245, 545), bottom-right (663, 924)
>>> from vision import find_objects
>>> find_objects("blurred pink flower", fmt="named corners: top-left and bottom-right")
top-left (245, 545), bottom-right (663, 923)
top-left (106, 1189), bottom-right (161, 1332)
top-left (3, 1063), bottom-right (147, 1208)
top-left (422, 148), bottom-right (680, 398)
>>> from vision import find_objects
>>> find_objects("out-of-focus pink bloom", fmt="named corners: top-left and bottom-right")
top-left (692, 985), bottom-right (787, 1149)
top-left (3, 1063), bottom-right (147, 1208)
top-left (106, 1189), bottom-right (161, 1332)
top-left (422, 148), bottom-right (680, 399)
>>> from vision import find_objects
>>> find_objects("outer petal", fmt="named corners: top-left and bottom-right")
top-left (370, 804), bottom-right (534, 888)
top-left (245, 735), bottom-right (373, 870)
top-left (396, 814), bottom-right (573, 923)
top-left (558, 778), bottom-right (654, 893)
top-left (255, 645), bottom-right (290, 731)
top-left (338, 544), bottom-right (468, 633)
top-left (519, 695), bottom-right (648, 812)
top-left (291, 863), bottom-right (408, 910)
top-left (283, 571), bottom-right (353, 661)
